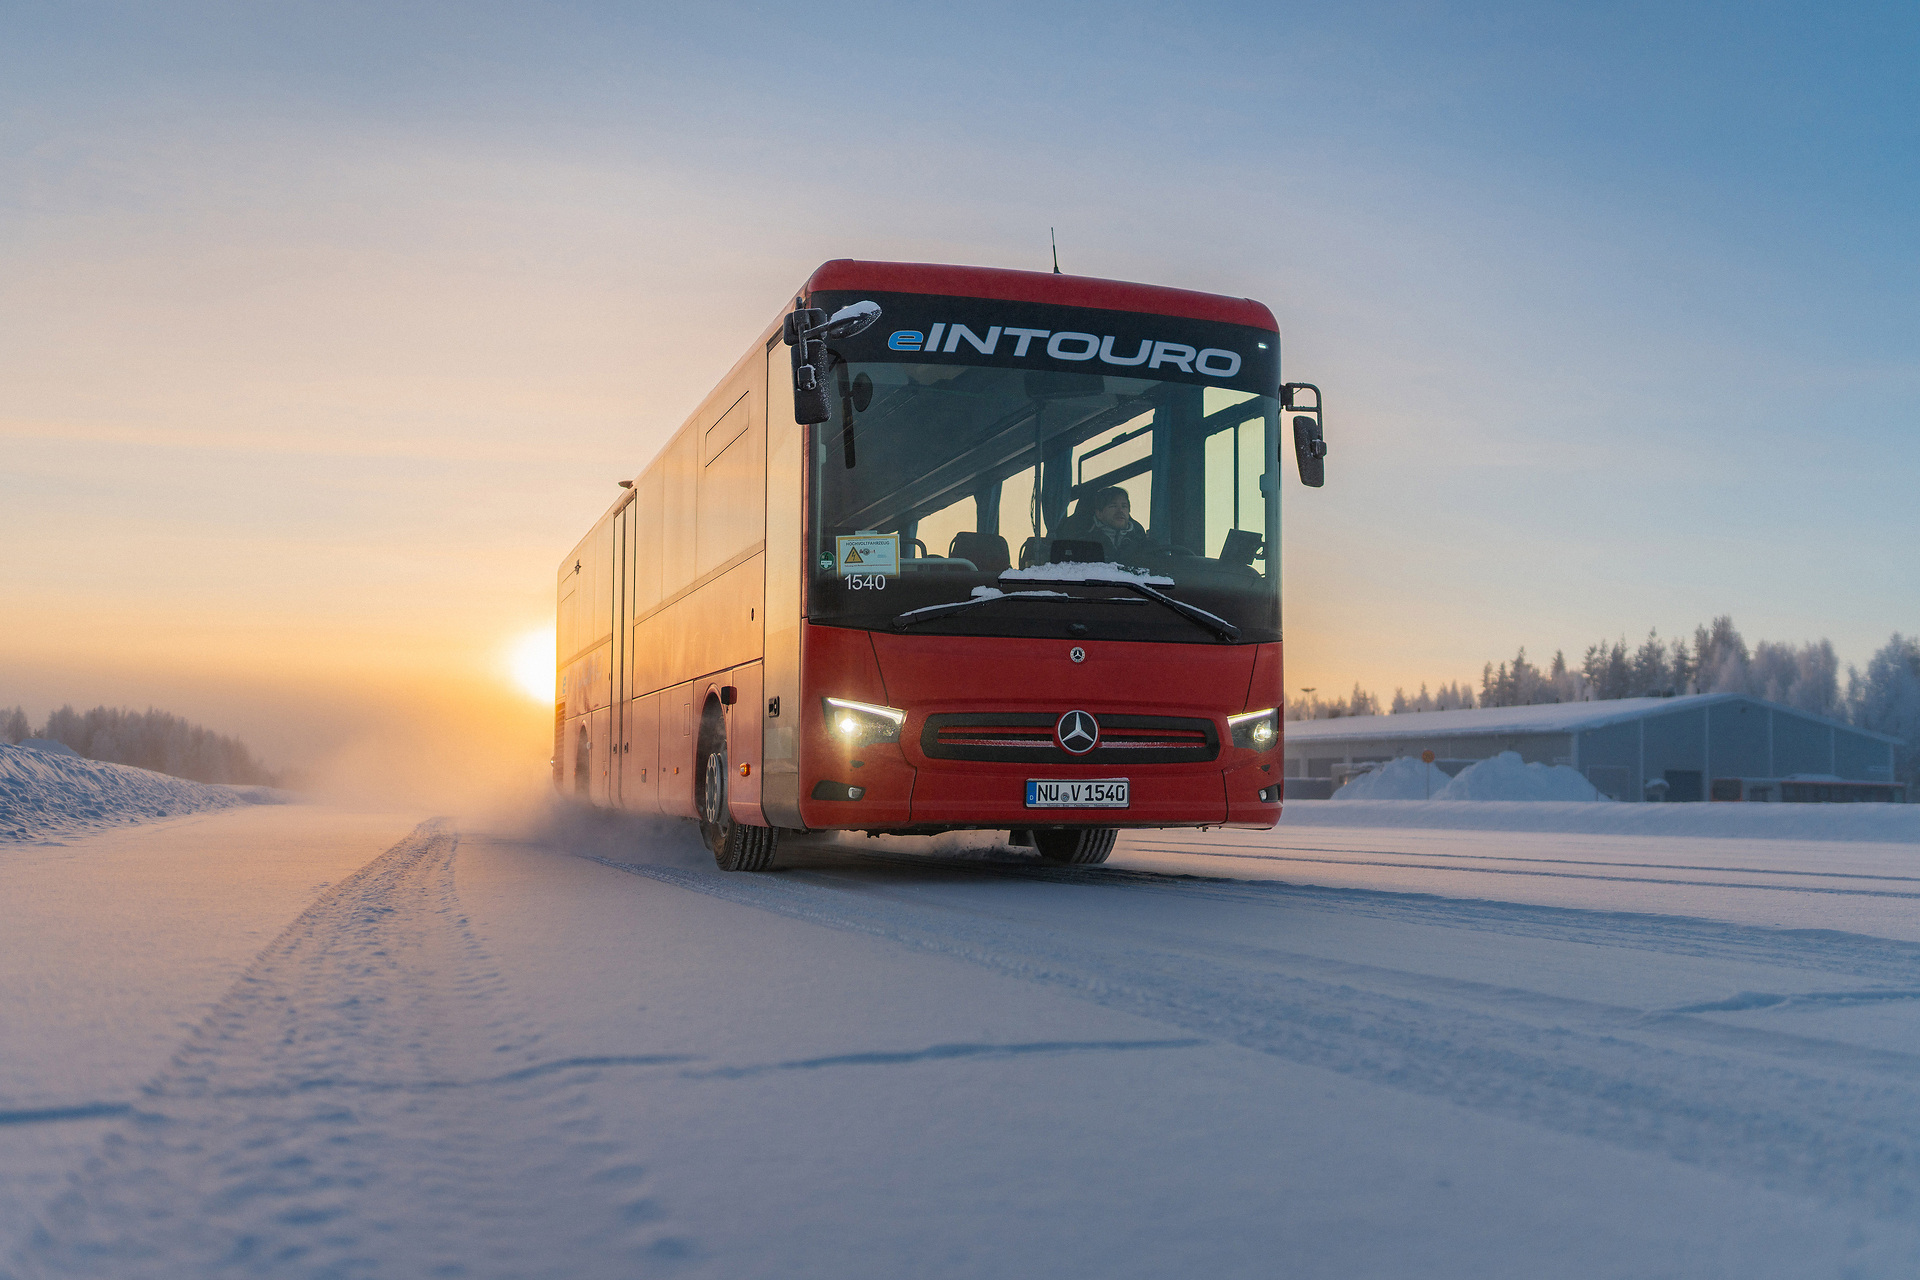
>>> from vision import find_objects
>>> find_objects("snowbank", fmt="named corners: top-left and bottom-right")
top-left (0, 743), bottom-right (283, 842)
top-left (1332, 752), bottom-right (1600, 802)
top-left (1282, 797), bottom-right (1920, 843)
top-left (1436, 751), bottom-right (1602, 801)
top-left (1331, 756), bottom-right (1454, 800)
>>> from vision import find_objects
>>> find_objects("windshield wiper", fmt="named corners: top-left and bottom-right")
top-left (998, 577), bottom-right (1240, 643)
top-left (890, 581), bottom-right (1236, 642)
top-left (892, 590), bottom-right (1077, 630)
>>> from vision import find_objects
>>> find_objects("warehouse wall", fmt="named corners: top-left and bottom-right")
top-left (1708, 702), bottom-right (1771, 778)
top-left (1285, 732), bottom-right (1572, 777)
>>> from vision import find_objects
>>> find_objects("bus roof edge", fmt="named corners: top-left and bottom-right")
top-left (803, 259), bottom-right (1279, 331)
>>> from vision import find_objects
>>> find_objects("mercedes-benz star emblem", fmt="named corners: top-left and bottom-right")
top-left (1069, 646), bottom-right (1086, 663)
top-left (1056, 710), bottom-right (1099, 755)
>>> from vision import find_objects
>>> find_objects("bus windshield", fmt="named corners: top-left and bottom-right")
top-left (809, 362), bottom-right (1281, 643)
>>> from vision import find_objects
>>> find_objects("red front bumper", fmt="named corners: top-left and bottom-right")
top-left (793, 626), bottom-right (1283, 831)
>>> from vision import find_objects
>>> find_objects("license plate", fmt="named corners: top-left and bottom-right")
top-left (1025, 779), bottom-right (1129, 808)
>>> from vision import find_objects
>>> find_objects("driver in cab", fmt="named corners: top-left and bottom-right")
top-left (1074, 486), bottom-right (1154, 565)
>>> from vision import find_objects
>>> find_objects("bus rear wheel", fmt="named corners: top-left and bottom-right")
top-left (699, 745), bottom-right (779, 873)
top-left (1033, 828), bottom-right (1116, 865)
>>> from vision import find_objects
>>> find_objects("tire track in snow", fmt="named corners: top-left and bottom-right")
top-left (1151, 838), bottom-right (1920, 884)
top-left (10, 821), bottom-right (694, 1280)
top-left (857, 848), bottom-right (1920, 983)
top-left (1131, 846), bottom-right (1920, 899)
top-left (579, 848), bottom-right (1920, 1221)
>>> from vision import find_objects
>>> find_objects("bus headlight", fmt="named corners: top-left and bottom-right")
top-left (1228, 707), bottom-right (1279, 751)
top-left (823, 697), bottom-right (906, 747)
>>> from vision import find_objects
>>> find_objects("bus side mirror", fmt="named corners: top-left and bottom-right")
top-left (1283, 382), bottom-right (1326, 487)
top-left (1293, 416), bottom-right (1326, 487)
top-left (785, 307), bottom-right (829, 424)
top-left (784, 300), bottom-right (882, 425)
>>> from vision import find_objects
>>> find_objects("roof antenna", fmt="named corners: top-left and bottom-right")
top-left (1050, 227), bottom-right (1061, 274)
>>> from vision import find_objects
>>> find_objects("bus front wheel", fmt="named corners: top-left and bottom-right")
top-left (700, 745), bottom-right (778, 873)
top-left (1033, 828), bottom-right (1116, 865)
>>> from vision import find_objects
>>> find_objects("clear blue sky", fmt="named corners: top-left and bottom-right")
top-left (3, 1), bottom-right (1915, 766)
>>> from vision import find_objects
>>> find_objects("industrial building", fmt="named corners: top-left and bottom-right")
top-left (1283, 693), bottom-right (1904, 802)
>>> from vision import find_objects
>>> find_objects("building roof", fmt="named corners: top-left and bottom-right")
top-left (804, 260), bottom-right (1278, 330)
top-left (1283, 693), bottom-right (1898, 745)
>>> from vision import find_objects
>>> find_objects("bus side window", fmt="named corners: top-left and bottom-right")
top-left (660, 432), bottom-right (698, 597)
top-left (697, 392), bottom-right (764, 578)
top-left (631, 465), bottom-right (665, 617)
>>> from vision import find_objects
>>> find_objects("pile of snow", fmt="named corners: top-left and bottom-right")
top-left (0, 743), bottom-right (281, 842)
top-left (1436, 751), bottom-right (1602, 801)
top-left (1330, 752), bottom-right (1600, 802)
top-left (1331, 756), bottom-right (1454, 800)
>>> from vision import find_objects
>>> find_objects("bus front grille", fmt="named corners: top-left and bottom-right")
top-left (920, 713), bottom-right (1219, 765)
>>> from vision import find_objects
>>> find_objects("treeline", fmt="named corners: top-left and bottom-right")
top-left (1283, 617), bottom-right (1920, 785)
top-left (1471, 617), bottom-right (1843, 717)
top-left (1, 704), bottom-right (281, 786)
top-left (1287, 681), bottom-right (1474, 721)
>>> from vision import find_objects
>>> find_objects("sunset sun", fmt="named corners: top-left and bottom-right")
top-left (507, 627), bottom-right (555, 702)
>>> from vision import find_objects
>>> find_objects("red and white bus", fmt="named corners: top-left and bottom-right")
top-left (554, 260), bottom-right (1326, 870)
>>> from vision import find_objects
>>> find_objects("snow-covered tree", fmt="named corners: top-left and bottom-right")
top-left (1630, 630), bottom-right (1681, 696)
top-left (33, 705), bottom-right (278, 785)
top-left (1692, 616), bottom-right (1750, 693)
top-left (1848, 634), bottom-right (1920, 787)
top-left (1747, 639), bottom-right (1842, 717)
top-left (1545, 650), bottom-right (1587, 702)
top-left (1389, 681), bottom-right (1479, 713)
top-left (1682, 620), bottom-right (1843, 717)
top-left (1287, 685), bottom-right (1386, 721)
top-left (1, 706), bottom-right (29, 743)
top-left (1476, 648), bottom-right (1585, 707)
top-left (1583, 639), bottom-right (1632, 700)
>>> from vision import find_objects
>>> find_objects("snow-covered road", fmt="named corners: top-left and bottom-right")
top-left (6, 803), bottom-right (1920, 1277)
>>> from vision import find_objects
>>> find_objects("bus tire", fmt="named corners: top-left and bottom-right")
top-left (700, 744), bottom-right (779, 872)
top-left (719, 821), bottom-right (779, 873)
top-left (1033, 828), bottom-right (1116, 865)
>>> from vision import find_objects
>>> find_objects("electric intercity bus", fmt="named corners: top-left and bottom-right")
top-left (555, 260), bottom-right (1327, 870)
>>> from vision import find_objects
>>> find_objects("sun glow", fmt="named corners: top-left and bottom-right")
top-left (508, 627), bottom-right (556, 702)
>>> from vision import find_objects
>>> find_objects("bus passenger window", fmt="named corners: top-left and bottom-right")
top-left (914, 494), bottom-right (974, 563)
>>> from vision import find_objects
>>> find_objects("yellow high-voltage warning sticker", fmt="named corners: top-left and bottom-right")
top-left (835, 532), bottom-right (899, 577)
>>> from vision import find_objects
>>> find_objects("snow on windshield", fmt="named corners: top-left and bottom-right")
top-left (1000, 562), bottom-right (1175, 587)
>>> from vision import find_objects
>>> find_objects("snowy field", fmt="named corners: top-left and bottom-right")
top-left (6, 797), bottom-right (1920, 1277)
